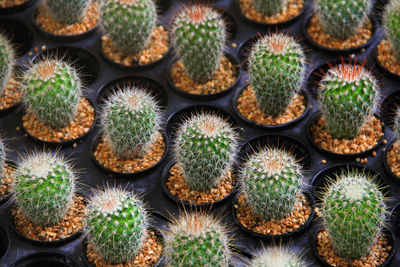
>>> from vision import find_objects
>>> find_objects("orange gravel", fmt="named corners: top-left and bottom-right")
top-left (0, 0), bottom-right (26, 8)
top-left (0, 163), bottom-right (15, 200)
top-left (0, 77), bottom-right (22, 111)
top-left (377, 39), bottom-right (400, 76)
top-left (387, 141), bottom-right (400, 177)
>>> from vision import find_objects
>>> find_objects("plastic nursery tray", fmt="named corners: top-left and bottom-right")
top-left (1, 0), bottom-right (400, 266)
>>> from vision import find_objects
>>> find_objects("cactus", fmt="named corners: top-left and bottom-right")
top-left (250, 246), bottom-right (308, 267)
top-left (314, 0), bottom-right (372, 40)
top-left (86, 187), bottom-right (148, 264)
top-left (22, 58), bottom-right (82, 129)
top-left (45, 0), bottom-right (91, 25)
top-left (321, 170), bottom-right (387, 260)
top-left (100, 86), bottom-right (162, 159)
top-left (384, 0), bottom-right (400, 60)
top-left (248, 33), bottom-right (306, 117)
top-left (239, 147), bottom-right (303, 221)
top-left (100, 0), bottom-right (156, 55)
top-left (319, 61), bottom-right (379, 139)
top-left (0, 33), bottom-right (15, 95)
top-left (0, 138), bottom-right (5, 179)
top-left (163, 212), bottom-right (231, 267)
top-left (171, 5), bottom-right (226, 83)
top-left (12, 152), bottom-right (76, 226)
top-left (252, 0), bottom-right (288, 17)
top-left (173, 112), bottom-right (239, 192)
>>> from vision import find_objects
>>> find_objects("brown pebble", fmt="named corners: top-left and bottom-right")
top-left (0, 0), bottom-right (26, 8)
top-left (321, 160), bottom-right (327, 164)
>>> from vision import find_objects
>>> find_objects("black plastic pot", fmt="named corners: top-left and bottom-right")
top-left (379, 90), bottom-right (400, 129)
top-left (0, 226), bottom-right (8, 261)
top-left (373, 43), bottom-right (400, 81)
top-left (0, 0), bottom-right (35, 14)
top-left (0, 19), bottom-right (34, 57)
top-left (10, 253), bottom-right (80, 267)
top-left (383, 140), bottom-right (400, 186)
top-left (390, 200), bottom-right (400, 239)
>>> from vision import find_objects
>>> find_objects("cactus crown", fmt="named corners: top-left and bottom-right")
top-left (252, 0), bottom-right (288, 17)
top-left (12, 152), bottom-right (76, 226)
top-left (86, 187), bottom-right (149, 264)
top-left (321, 170), bottom-right (388, 260)
top-left (250, 246), bottom-right (308, 267)
top-left (248, 33), bottom-right (306, 116)
top-left (164, 212), bottom-right (232, 267)
top-left (319, 60), bottom-right (379, 139)
top-left (314, 0), bottom-right (372, 40)
top-left (45, 0), bottom-right (91, 25)
top-left (0, 33), bottom-right (15, 95)
top-left (239, 146), bottom-right (304, 221)
top-left (100, 86), bottom-right (162, 159)
top-left (173, 112), bottom-right (239, 191)
top-left (384, 0), bottom-right (400, 60)
top-left (171, 5), bottom-right (226, 83)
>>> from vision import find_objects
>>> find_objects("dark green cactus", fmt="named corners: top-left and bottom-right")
top-left (384, 0), bottom-right (400, 60)
top-left (252, 0), bottom-right (288, 16)
top-left (45, 0), bottom-right (90, 25)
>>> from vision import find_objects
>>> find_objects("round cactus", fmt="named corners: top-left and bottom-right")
top-left (22, 58), bottom-right (82, 129)
top-left (173, 112), bottom-right (239, 192)
top-left (86, 187), bottom-right (148, 264)
top-left (319, 61), bottom-right (379, 139)
top-left (171, 5), bottom-right (226, 83)
top-left (100, 0), bottom-right (156, 55)
top-left (163, 212), bottom-right (231, 267)
top-left (314, 0), bottom-right (372, 40)
top-left (239, 147), bottom-right (303, 221)
top-left (100, 86), bottom-right (162, 159)
top-left (384, 0), bottom-right (400, 60)
top-left (0, 33), bottom-right (15, 95)
top-left (252, 0), bottom-right (288, 17)
top-left (248, 33), bottom-right (306, 117)
top-left (12, 152), bottom-right (76, 226)
top-left (45, 0), bottom-right (91, 25)
top-left (250, 246), bottom-right (308, 267)
top-left (321, 170), bottom-right (387, 260)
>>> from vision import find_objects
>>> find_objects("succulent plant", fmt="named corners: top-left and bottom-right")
top-left (239, 147), bottom-right (303, 221)
top-left (0, 33), bottom-right (15, 95)
top-left (321, 170), bottom-right (387, 260)
top-left (250, 246), bottom-right (309, 267)
top-left (100, 86), bottom-right (162, 159)
top-left (163, 212), bottom-right (231, 267)
top-left (252, 0), bottom-right (287, 17)
top-left (319, 61), bottom-right (379, 139)
top-left (314, 0), bottom-right (372, 40)
top-left (384, 0), bottom-right (400, 60)
top-left (100, 0), bottom-right (156, 55)
top-left (12, 152), bottom-right (76, 226)
top-left (173, 112), bottom-right (239, 192)
top-left (171, 5), bottom-right (226, 83)
top-left (45, 0), bottom-right (91, 25)
top-left (248, 33), bottom-right (306, 117)
top-left (0, 138), bottom-right (6, 179)
top-left (22, 58), bottom-right (82, 129)
top-left (86, 187), bottom-right (148, 264)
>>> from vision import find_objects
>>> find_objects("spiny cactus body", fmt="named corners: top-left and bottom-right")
top-left (174, 112), bottom-right (239, 191)
top-left (248, 33), bottom-right (306, 116)
top-left (12, 152), bottom-right (76, 226)
top-left (0, 34), bottom-right (15, 95)
top-left (101, 0), bottom-right (156, 55)
top-left (100, 86), bottom-right (162, 159)
top-left (0, 138), bottom-right (5, 180)
top-left (250, 246), bottom-right (308, 267)
top-left (384, 0), bottom-right (400, 60)
top-left (321, 170), bottom-right (387, 260)
top-left (314, 0), bottom-right (372, 40)
top-left (319, 61), bottom-right (379, 139)
top-left (171, 5), bottom-right (226, 83)
top-left (164, 212), bottom-right (231, 267)
top-left (253, 0), bottom-right (287, 17)
top-left (22, 58), bottom-right (82, 129)
top-left (86, 188), bottom-right (148, 264)
top-left (45, 0), bottom-right (90, 25)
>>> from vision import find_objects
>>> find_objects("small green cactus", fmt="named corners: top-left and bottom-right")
top-left (163, 212), bottom-right (231, 267)
top-left (314, 0), bottom-right (372, 40)
top-left (22, 58), bottom-right (82, 129)
top-left (100, 0), bottom-right (156, 55)
top-left (0, 33), bottom-right (15, 95)
top-left (239, 147), bottom-right (303, 221)
top-left (171, 5), bottom-right (226, 83)
top-left (173, 112), bottom-right (239, 192)
top-left (250, 246), bottom-right (309, 267)
top-left (100, 86), bottom-right (162, 159)
top-left (45, 0), bottom-right (91, 25)
top-left (319, 61), bottom-right (379, 139)
top-left (321, 170), bottom-right (387, 260)
top-left (248, 33), bottom-right (306, 117)
top-left (252, 0), bottom-right (287, 16)
top-left (384, 0), bottom-right (400, 60)
top-left (12, 152), bottom-right (76, 226)
top-left (86, 187), bottom-right (148, 264)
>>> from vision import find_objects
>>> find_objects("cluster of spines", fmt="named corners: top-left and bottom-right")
top-left (252, 0), bottom-right (287, 17)
top-left (0, 33), bottom-right (15, 95)
top-left (250, 246), bottom-right (309, 267)
top-left (384, 0), bottom-right (400, 60)
top-left (45, 0), bottom-right (90, 25)
top-left (0, 138), bottom-right (6, 190)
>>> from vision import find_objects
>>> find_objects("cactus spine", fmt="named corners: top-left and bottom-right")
top-left (100, 86), bottom-right (162, 159)
top-left (321, 170), bottom-right (387, 260)
top-left (22, 58), bottom-right (82, 129)
top-left (252, 0), bottom-right (287, 16)
top-left (12, 152), bottom-right (76, 226)
top-left (45, 0), bottom-right (90, 25)
top-left (86, 187), bottom-right (148, 264)
top-left (0, 34), bottom-right (15, 95)
top-left (314, 0), bottom-right (372, 40)
top-left (163, 212), bottom-right (231, 267)
top-left (384, 0), bottom-right (400, 60)
top-left (171, 5), bottom-right (226, 83)
top-left (248, 33), bottom-right (306, 117)
top-left (250, 246), bottom-right (309, 267)
top-left (319, 61), bottom-right (379, 139)
top-left (173, 112), bottom-right (239, 191)
top-left (0, 138), bottom-right (5, 181)
top-left (100, 0), bottom-right (156, 55)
